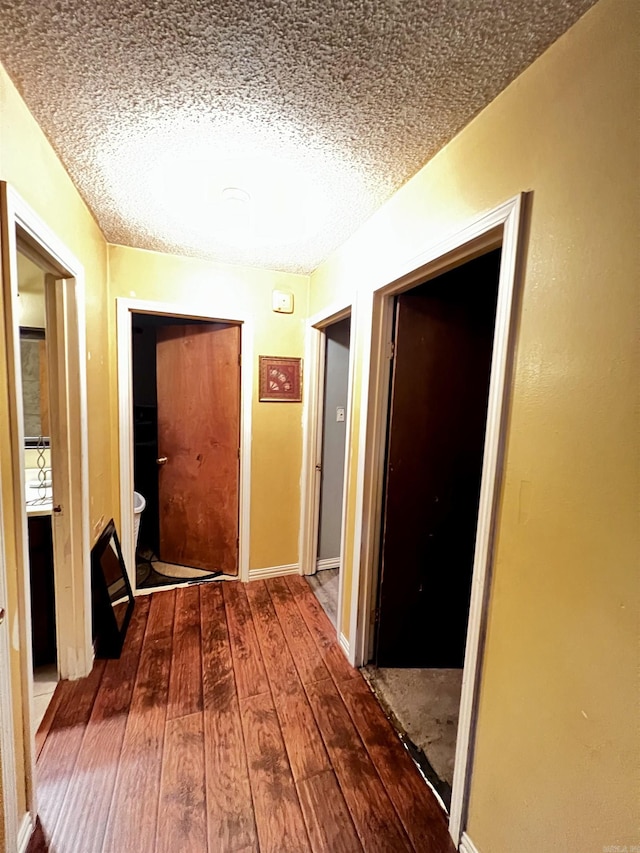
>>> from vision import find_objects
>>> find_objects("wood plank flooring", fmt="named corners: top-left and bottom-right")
top-left (28, 578), bottom-right (455, 853)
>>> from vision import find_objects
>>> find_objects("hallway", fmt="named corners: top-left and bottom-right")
top-left (27, 577), bottom-right (454, 853)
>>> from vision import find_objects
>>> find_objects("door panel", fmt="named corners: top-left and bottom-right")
top-left (156, 323), bottom-right (240, 575)
top-left (376, 250), bottom-right (501, 667)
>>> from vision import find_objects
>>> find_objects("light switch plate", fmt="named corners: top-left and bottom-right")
top-left (272, 290), bottom-right (294, 314)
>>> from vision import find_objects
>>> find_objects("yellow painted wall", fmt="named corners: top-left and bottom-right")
top-left (0, 63), bottom-right (113, 826)
top-left (0, 68), bottom-right (114, 536)
top-left (311, 0), bottom-right (639, 848)
top-left (107, 246), bottom-right (309, 570)
top-left (16, 253), bottom-right (46, 328)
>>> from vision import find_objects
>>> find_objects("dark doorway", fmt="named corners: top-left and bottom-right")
top-left (375, 249), bottom-right (501, 667)
top-left (366, 249), bottom-right (501, 806)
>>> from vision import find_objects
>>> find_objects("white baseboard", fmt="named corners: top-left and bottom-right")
top-left (18, 812), bottom-right (33, 853)
top-left (64, 646), bottom-right (95, 681)
top-left (316, 557), bottom-right (340, 571)
top-left (248, 563), bottom-right (300, 581)
top-left (459, 832), bottom-right (480, 853)
top-left (338, 631), bottom-right (350, 657)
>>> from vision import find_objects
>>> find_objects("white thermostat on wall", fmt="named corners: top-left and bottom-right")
top-left (272, 290), bottom-right (294, 314)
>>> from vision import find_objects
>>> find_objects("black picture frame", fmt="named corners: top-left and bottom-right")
top-left (90, 519), bottom-right (135, 658)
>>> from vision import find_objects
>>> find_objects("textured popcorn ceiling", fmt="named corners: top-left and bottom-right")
top-left (0, 0), bottom-right (595, 274)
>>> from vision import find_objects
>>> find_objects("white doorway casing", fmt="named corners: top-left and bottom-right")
top-left (0, 460), bottom-right (20, 852)
top-left (316, 317), bottom-right (351, 572)
top-left (0, 182), bottom-right (92, 845)
top-left (116, 298), bottom-right (253, 588)
top-left (299, 299), bottom-right (356, 656)
top-left (340, 194), bottom-right (526, 846)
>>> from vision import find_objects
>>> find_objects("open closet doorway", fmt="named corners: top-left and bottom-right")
top-left (130, 312), bottom-right (242, 590)
top-left (305, 314), bottom-right (351, 629)
top-left (363, 249), bottom-right (501, 809)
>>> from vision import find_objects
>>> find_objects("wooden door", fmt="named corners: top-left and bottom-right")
top-left (375, 250), bottom-right (501, 667)
top-left (156, 323), bottom-right (240, 575)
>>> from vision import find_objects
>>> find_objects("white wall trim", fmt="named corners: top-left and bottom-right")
top-left (316, 557), bottom-right (340, 571)
top-left (248, 563), bottom-right (299, 581)
top-left (338, 631), bottom-right (350, 658)
top-left (116, 298), bottom-right (253, 587)
top-left (17, 813), bottom-right (33, 853)
top-left (335, 305), bottom-right (357, 657)
top-left (298, 298), bottom-right (355, 656)
top-left (1, 182), bottom-right (93, 830)
top-left (298, 321), bottom-right (325, 577)
top-left (4, 186), bottom-right (93, 678)
top-left (459, 832), bottom-right (481, 853)
top-left (307, 298), bottom-right (352, 330)
top-left (345, 194), bottom-right (528, 846)
top-left (348, 285), bottom-right (378, 667)
top-left (0, 464), bottom-right (18, 851)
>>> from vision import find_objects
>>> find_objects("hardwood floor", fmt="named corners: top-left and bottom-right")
top-left (27, 577), bottom-right (455, 853)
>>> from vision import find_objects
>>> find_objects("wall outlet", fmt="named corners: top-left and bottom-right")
top-left (336, 406), bottom-right (345, 422)
top-left (272, 290), bottom-right (294, 314)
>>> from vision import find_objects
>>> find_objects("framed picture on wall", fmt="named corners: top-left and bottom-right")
top-left (259, 356), bottom-right (302, 402)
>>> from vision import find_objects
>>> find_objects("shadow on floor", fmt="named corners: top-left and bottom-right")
top-left (136, 550), bottom-right (222, 588)
top-left (305, 567), bottom-right (339, 627)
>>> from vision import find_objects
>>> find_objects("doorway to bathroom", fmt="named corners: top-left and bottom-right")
top-left (364, 248), bottom-right (501, 809)
top-left (1, 182), bottom-right (92, 834)
top-left (306, 315), bottom-right (351, 628)
top-left (130, 312), bottom-right (241, 590)
top-left (299, 304), bottom-right (353, 655)
top-left (16, 251), bottom-right (59, 736)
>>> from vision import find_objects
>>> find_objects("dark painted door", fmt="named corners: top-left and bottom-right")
top-left (375, 250), bottom-right (501, 667)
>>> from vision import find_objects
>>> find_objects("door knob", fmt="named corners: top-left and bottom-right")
top-left (0, 607), bottom-right (5, 625)
top-left (156, 456), bottom-right (168, 466)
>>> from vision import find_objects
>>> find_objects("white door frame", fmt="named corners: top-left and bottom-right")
top-left (0, 458), bottom-right (20, 852)
top-left (116, 298), bottom-right (253, 588)
top-left (299, 299), bottom-right (355, 654)
top-left (0, 182), bottom-right (92, 841)
top-left (346, 194), bottom-right (527, 846)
